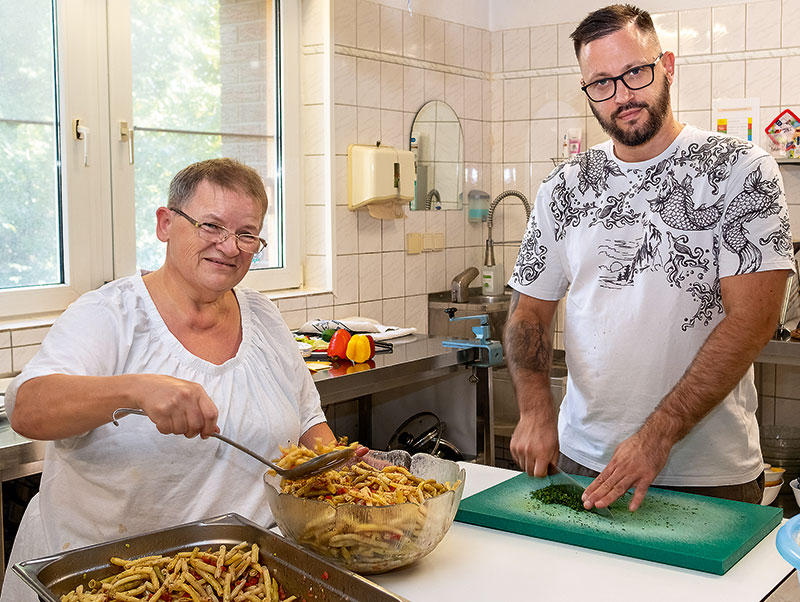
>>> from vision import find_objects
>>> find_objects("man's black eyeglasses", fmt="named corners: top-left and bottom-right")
top-left (170, 207), bottom-right (267, 254)
top-left (581, 52), bottom-right (664, 103)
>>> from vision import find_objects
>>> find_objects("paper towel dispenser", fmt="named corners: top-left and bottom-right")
top-left (347, 143), bottom-right (415, 219)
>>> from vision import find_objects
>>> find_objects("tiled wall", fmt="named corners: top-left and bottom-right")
top-left (2, 0), bottom-right (800, 431)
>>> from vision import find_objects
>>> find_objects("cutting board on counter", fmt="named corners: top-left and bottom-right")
top-left (455, 473), bottom-right (782, 575)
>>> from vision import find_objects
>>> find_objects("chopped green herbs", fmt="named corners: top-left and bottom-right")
top-left (530, 484), bottom-right (588, 513)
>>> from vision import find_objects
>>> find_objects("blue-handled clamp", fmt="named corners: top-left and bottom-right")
top-left (441, 308), bottom-right (504, 367)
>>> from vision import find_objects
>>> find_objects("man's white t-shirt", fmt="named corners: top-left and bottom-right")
top-left (509, 125), bottom-right (794, 487)
top-left (1, 274), bottom-right (326, 602)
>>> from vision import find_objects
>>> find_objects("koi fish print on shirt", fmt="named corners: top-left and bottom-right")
top-left (511, 129), bottom-right (792, 331)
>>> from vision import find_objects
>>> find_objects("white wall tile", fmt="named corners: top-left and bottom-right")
top-left (464, 119), bottom-right (482, 163)
top-left (531, 119), bottom-right (559, 163)
top-left (305, 205), bottom-right (327, 255)
top-left (0, 331), bottom-right (9, 348)
top-left (503, 78), bottom-right (530, 121)
top-left (357, 209), bottom-right (382, 253)
top-left (382, 218), bottom-right (405, 252)
top-left (335, 206), bottom-right (359, 255)
top-left (775, 398), bottom-right (800, 426)
top-left (445, 21), bottom-right (465, 68)
top-left (277, 294), bottom-right (306, 313)
top-left (677, 110), bottom-right (711, 131)
top-left (334, 55), bottom-right (357, 105)
top-left (445, 73), bottom-right (465, 118)
top-left (445, 247), bottom-right (466, 283)
top-left (531, 75), bottom-right (558, 120)
top-left (424, 16), bottom-right (445, 64)
top-left (357, 106), bottom-right (381, 145)
top-left (464, 26), bottom-right (483, 72)
top-left (557, 22), bottom-right (577, 67)
top-left (404, 294), bottom-right (428, 334)
top-left (532, 162), bottom-right (555, 190)
top-left (301, 107), bottom-right (324, 163)
top-left (335, 155), bottom-right (348, 206)
top-left (305, 255), bottom-right (329, 290)
top-left (403, 11), bottom-right (424, 59)
top-left (490, 79), bottom-right (503, 123)
top-left (679, 8), bottom-right (711, 56)
top-left (678, 63), bottom-right (711, 111)
top-left (358, 300), bottom-right (383, 323)
top-left (712, 4), bottom-right (745, 53)
top-left (12, 326), bottom-right (49, 346)
top-left (501, 164), bottom-right (531, 205)
top-left (424, 70), bottom-right (445, 103)
top-left (303, 0), bottom-right (325, 46)
top-left (382, 297), bottom-right (405, 327)
top-left (380, 62), bottom-right (404, 112)
top-left (403, 66), bottom-right (425, 113)
top-left (557, 73), bottom-right (585, 118)
top-left (491, 30), bottom-right (503, 73)
top-left (380, 5), bottom-right (402, 55)
top-left (334, 105), bottom-right (357, 155)
top-left (746, 58), bottom-right (781, 107)
top-left (464, 78), bottom-right (482, 121)
top-left (445, 207), bottom-right (465, 247)
top-left (782, 57), bottom-right (800, 107)
top-left (356, 0), bottom-right (379, 51)
top-left (307, 293), bottom-right (334, 309)
top-left (12, 345), bottom-right (40, 372)
top-left (503, 121), bottom-right (530, 163)
top-left (380, 109), bottom-right (404, 149)
top-left (359, 253), bottom-right (382, 301)
top-left (746, 0), bottom-right (780, 51)
top-left (405, 252), bottom-right (426, 296)
top-left (334, 0), bottom-right (356, 47)
top-left (425, 249), bottom-right (446, 293)
top-left (334, 303), bottom-right (359, 319)
top-left (382, 252), bottom-right (405, 298)
top-left (711, 60), bottom-right (745, 101)
top-left (530, 25), bottom-right (557, 70)
top-left (586, 115), bottom-right (608, 149)
top-left (652, 12), bottom-right (678, 55)
top-left (503, 29), bottom-right (529, 72)
top-left (302, 53), bottom-right (324, 105)
top-left (0, 348), bottom-right (11, 375)
top-left (783, 0), bottom-right (800, 49)
top-left (334, 254), bottom-right (359, 305)
top-left (483, 29), bottom-right (492, 73)
top-left (357, 58), bottom-right (381, 108)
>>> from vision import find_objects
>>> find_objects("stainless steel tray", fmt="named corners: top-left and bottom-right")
top-left (13, 513), bottom-right (408, 602)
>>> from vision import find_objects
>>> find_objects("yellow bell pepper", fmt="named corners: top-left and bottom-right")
top-left (345, 334), bottom-right (376, 363)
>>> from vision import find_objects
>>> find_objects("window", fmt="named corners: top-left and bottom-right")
top-left (0, 0), bottom-right (300, 319)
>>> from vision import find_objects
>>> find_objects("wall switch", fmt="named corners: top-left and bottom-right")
top-left (406, 232), bottom-right (423, 254)
top-left (433, 232), bottom-right (445, 250)
top-left (422, 233), bottom-right (435, 251)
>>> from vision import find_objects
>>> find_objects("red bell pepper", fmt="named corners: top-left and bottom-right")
top-left (326, 329), bottom-right (351, 360)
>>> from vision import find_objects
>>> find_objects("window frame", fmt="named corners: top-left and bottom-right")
top-left (0, 0), bottom-right (302, 322)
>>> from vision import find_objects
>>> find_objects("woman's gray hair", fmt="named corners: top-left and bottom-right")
top-left (570, 4), bottom-right (657, 57)
top-left (167, 158), bottom-right (268, 218)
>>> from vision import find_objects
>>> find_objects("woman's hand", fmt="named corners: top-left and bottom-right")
top-left (131, 374), bottom-right (219, 439)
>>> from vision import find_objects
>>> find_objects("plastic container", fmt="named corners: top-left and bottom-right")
top-left (776, 513), bottom-right (800, 587)
top-left (482, 263), bottom-right (505, 295)
top-left (468, 190), bottom-right (489, 223)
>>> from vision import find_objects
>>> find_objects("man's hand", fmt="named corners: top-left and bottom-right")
top-left (581, 428), bottom-right (672, 512)
top-left (510, 407), bottom-right (559, 477)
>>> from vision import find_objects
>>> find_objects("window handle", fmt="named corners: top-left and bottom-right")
top-left (72, 118), bottom-right (90, 166)
top-left (119, 120), bottom-right (134, 164)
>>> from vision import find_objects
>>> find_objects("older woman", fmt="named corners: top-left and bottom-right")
top-left (2, 158), bottom-right (336, 601)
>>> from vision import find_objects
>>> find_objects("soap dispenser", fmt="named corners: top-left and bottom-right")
top-left (481, 239), bottom-right (505, 296)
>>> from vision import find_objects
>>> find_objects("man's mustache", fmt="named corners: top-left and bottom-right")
top-left (613, 102), bottom-right (648, 119)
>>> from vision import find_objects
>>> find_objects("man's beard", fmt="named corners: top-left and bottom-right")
top-left (590, 75), bottom-right (671, 147)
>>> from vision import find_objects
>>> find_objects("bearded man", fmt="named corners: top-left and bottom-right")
top-left (505, 4), bottom-right (794, 511)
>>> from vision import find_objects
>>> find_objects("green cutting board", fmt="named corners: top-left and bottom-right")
top-left (455, 473), bottom-right (782, 574)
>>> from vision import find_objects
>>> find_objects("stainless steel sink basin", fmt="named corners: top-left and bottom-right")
top-left (468, 295), bottom-right (510, 304)
top-left (427, 289), bottom-right (511, 308)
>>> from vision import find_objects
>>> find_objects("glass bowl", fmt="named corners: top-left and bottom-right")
top-left (264, 450), bottom-right (465, 574)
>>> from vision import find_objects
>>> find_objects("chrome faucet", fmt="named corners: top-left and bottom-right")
top-left (484, 190), bottom-right (531, 267)
top-left (451, 266), bottom-right (479, 303)
top-left (425, 188), bottom-right (441, 210)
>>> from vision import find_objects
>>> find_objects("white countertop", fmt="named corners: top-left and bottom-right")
top-left (370, 463), bottom-right (795, 602)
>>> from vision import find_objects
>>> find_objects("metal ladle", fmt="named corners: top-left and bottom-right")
top-left (111, 407), bottom-right (356, 479)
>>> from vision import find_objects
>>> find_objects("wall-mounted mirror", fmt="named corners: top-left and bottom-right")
top-left (409, 100), bottom-right (464, 211)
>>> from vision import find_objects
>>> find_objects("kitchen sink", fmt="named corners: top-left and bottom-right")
top-left (428, 289), bottom-right (511, 343)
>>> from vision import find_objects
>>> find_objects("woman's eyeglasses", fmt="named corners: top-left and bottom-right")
top-left (170, 207), bottom-right (267, 254)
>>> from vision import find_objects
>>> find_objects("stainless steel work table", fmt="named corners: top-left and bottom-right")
top-left (312, 334), bottom-right (492, 464)
top-left (757, 338), bottom-right (800, 366)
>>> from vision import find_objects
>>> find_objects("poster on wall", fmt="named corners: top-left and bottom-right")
top-left (711, 97), bottom-right (760, 143)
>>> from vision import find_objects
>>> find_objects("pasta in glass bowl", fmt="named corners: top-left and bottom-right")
top-left (264, 449), bottom-right (465, 574)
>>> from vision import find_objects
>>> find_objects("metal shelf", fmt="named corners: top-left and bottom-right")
top-left (775, 157), bottom-right (800, 165)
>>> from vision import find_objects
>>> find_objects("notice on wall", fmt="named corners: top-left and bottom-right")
top-left (712, 98), bottom-right (760, 142)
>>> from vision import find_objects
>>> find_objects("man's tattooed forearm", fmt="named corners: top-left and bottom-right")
top-left (505, 320), bottom-right (551, 373)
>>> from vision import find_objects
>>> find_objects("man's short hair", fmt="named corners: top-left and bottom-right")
top-left (168, 158), bottom-right (268, 218)
top-left (570, 4), bottom-right (657, 57)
